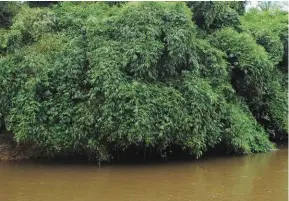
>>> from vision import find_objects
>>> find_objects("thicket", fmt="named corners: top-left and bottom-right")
top-left (0, 2), bottom-right (287, 162)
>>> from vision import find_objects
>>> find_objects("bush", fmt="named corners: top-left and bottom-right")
top-left (187, 1), bottom-right (241, 32)
top-left (210, 28), bottom-right (287, 136)
top-left (0, 2), bottom-right (279, 161)
top-left (0, 2), bottom-right (21, 28)
top-left (0, 5), bottom-right (58, 55)
top-left (222, 101), bottom-right (273, 154)
top-left (240, 9), bottom-right (288, 67)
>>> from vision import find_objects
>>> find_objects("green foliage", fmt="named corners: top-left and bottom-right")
top-left (240, 9), bottom-right (288, 67)
top-left (0, 2), bottom-right (282, 161)
top-left (229, 1), bottom-right (246, 15)
top-left (5, 35), bottom-right (98, 156)
top-left (87, 2), bottom-right (196, 82)
top-left (177, 73), bottom-right (225, 156)
top-left (255, 31), bottom-right (284, 65)
top-left (0, 2), bottom-right (21, 28)
top-left (27, 1), bottom-right (59, 8)
top-left (210, 28), bottom-right (287, 136)
top-left (193, 39), bottom-right (229, 85)
top-left (0, 5), bottom-right (58, 55)
top-left (105, 1), bottom-right (126, 7)
top-left (265, 69), bottom-right (288, 134)
top-left (223, 102), bottom-right (273, 154)
top-left (54, 2), bottom-right (113, 32)
top-left (239, 10), bottom-right (288, 137)
top-left (187, 1), bottom-right (241, 32)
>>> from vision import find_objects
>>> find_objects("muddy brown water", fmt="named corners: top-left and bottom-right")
top-left (0, 145), bottom-right (287, 201)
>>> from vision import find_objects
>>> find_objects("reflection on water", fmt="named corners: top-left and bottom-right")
top-left (0, 145), bottom-right (287, 201)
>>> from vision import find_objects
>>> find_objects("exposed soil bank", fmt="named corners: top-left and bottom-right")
top-left (0, 132), bottom-right (36, 161)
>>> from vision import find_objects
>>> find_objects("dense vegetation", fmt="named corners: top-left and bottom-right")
top-left (0, 2), bottom-right (287, 162)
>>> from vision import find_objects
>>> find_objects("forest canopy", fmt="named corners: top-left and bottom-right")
top-left (0, 1), bottom-right (287, 162)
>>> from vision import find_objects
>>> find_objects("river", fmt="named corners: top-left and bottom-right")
top-left (0, 144), bottom-right (287, 201)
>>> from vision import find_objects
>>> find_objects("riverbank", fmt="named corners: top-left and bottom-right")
top-left (0, 132), bottom-right (35, 161)
top-left (1, 131), bottom-right (287, 163)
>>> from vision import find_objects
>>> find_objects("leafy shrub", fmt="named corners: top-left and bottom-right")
top-left (1, 5), bottom-right (58, 54)
top-left (240, 9), bottom-right (288, 67)
top-left (187, 2), bottom-right (241, 32)
top-left (210, 28), bottom-right (287, 136)
top-left (0, 2), bottom-right (280, 161)
top-left (222, 101), bottom-right (273, 154)
top-left (0, 2), bottom-right (21, 28)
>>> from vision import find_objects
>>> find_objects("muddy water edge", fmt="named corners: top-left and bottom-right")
top-left (0, 142), bottom-right (287, 201)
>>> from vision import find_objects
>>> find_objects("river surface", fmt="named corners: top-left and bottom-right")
top-left (0, 145), bottom-right (287, 201)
